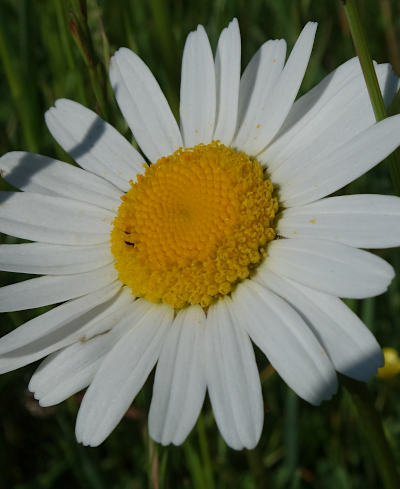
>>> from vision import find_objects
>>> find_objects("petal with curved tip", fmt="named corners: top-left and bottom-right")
top-left (265, 238), bottom-right (394, 298)
top-left (45, 99), bottom-right (145, 190)
top-left (260, 61), bottom-right (399, 173)
top-left (205, 298), bottom-right (263, 450)
top-left (255, 268), bottom-right (383, 380)
top-left (110, 48), bottom-right (182, 163)
top-left (213, 19), bottom-right (241, 145)
top-left (276, 115), bottom-right (400, 207)
top-left (0, 151), bottom-right (121, 211)
top-left (149, 305), bottom-right (206, 446)
top-left (180, 25), bottom-right (216, 147)
top-left (75, 303), bottom-right (173, 447)
top-left (0, 283), bottom-right (128, 373)
top-left (233, 39), bottom-right (286, 153)
top-left (230, 280), bottom-right (337, 405)
top-left (29, 292), bottom-right (142, 407)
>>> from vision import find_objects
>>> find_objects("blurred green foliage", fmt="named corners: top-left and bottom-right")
top-left (0, 0), bottom-right (400, 488)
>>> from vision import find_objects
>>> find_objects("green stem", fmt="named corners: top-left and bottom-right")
top-left (0, 20), bottom-right (38, 152)
top-left (196, 414), bottom-right (215, 489)
top-left (68, 0), bottom-right (109, 118)
top-left (342, 377), bottom-right (400, 489)
top-left (246, 448), bottom-right (268, 489)
top-left (342, 0), bottom-right (400, 194)
top-left (283, 389), bottom-right (299, 483)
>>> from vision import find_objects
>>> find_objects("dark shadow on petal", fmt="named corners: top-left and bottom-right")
top-left (0, 152), bottom-right (53, 204)
top-left (0, 114), bottom-right (107, 205)
top-left (68, 116), bottom-right (106, 161)
top-left (382, 66), bottom-right (399, 106)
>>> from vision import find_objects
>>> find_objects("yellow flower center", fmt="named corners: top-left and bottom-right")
top-left (110, 142), bottom-right (278, 309)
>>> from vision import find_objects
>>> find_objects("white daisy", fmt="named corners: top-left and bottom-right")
top-left (1, 19), bottom-right (400, 450)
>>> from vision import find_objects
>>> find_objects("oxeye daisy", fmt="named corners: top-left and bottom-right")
top-left (1, 18), bottom-right (400, 450)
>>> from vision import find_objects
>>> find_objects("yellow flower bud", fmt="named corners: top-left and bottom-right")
top-left (377, 348), bottom-right (400, 379)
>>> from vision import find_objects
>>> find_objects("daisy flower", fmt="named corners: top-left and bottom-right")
top-left (1, 19), bottom-right (400, 450)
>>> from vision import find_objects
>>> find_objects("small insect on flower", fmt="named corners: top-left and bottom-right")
top-left (1, 18), bottom-right (400, 449)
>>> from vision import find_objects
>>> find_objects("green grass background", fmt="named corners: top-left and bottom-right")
top-left (1, 0), bottom-right (400, 488)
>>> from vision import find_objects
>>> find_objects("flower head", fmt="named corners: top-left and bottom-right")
top-left (1, 18), bottom-right (400, 449)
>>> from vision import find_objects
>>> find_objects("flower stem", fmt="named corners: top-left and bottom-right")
top-left (342, 377), bottom-right (400, 489)
top-left (0, 20), bottom-right (39, 152)
top-left (196, 414), bottom-right (216, 489)
top-left (342, 0), bottom-right (400, 194)
top-left (68, 0), bottom-right (109, 118)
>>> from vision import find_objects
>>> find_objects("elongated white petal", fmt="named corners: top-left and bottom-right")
top-left (213, 19), bottom-right (241, 145)
top-left (236, 23), bottom-right (317, 155)
top-left (259, 58), bottom-right (361, 170)
top-left (0, 192), bottom-right (113, 245)
top-left (0, 282), bottom-right (127, 373)
top-left (230, 280), bottom-right (337, 405)
top-left (76, 303), bottom-right (174, 447)
top-left (255, 268), bottom-right (383, 380)
top-left (277, 195), bottom-right (400, 248)
top-left (31, 346), bottom-right (102, 406)
top-left (45, 99), bottom-right (145, 190)
top-left (0, 263), bottom-right (117, 312)
top-left (30, 338), bottom-right (108, 407)
top-left (0, 152), bottom-right (121, 211)
top-left (260, 61), bottom-right (399, 172)
top-left (233, 39), bottom-right (286, 153)
top-left (0, 243), bottom-right (113, 275)
top-left (0, 283), bottom-right (125, 355)
top-left (29, 292), bottom-right (140, 406)
top-left (180, 25), bottom-right (216, 146)
top-left (276, 115), bottom-right (400, 207)
top-left (149, 305), bottom-right (206, 445)
top-left (205, 298), bottom-right (263, 450)
top-left (110, 48), bottom-right (182, 162)
top-left (266, 239), bottom-right (394, 298)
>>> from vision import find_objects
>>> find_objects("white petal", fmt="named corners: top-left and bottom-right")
top-left (213, 19), bottom-right (241, 145)
top-left (204, 298), bottom-right (263, 450)
top-left (0, 283), bottom-right (125, 355)
top-left (0, 192), bottom-right (113, 245)
top-left (149, 305), bottom-right (206, 445)
top-left (235, 22), bottom-right (317, 155)
top-left (266, 238), bottom-right (394, 298)
top-left (0, 242), bottom-right (113, 275)
top-left (0, 263), bottom-right (118, 312)
top-left (180, 25), bottom-right (216, 147)
top-left (230, 280), bottom-right (338, 405)
top-left (259, 58), bottom-right (361, 170)
top-left (275, 115), bottom-right (400, 207)
top-left (30, 341), bottom-right (105, 407)
top-left (0, 282), bottom-right (125, 373)
top-left (254, 268), bottom-right (383, 380)
top-left (76, 303), bottom-right (174, 447)
top-left (277, 194), bottom-right (400, 248)
top-left (233, 39), bottom-right (286, 153)
top-left (29, 292), bottom-right (138, 406)
top-left (0, 151), bottom-right (122, 211)
top-left (260, 60), bottom-right (399, 172)
top-left (45, 99), bottom-right (145, 190)
top-left (110, 48), bottom-right (183, 162)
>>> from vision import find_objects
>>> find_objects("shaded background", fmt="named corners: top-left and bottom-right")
top-left (1, 0), bottom-right (400, 487)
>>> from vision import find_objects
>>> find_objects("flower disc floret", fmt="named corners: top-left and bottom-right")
top-left (111, 142), bottom-right (278, 308)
